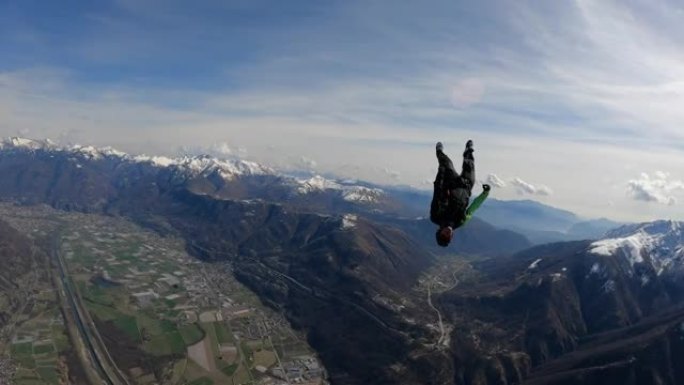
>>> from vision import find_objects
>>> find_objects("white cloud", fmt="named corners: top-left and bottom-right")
top-left (210, 142), bottom-right (232, 156)
top-left (382, 167), bottom-right (401, 180)
top-left (177, 142), bottom-right (240, 159)
top-left (485, 173), bottom-right (506, 188)
top-left (298, 156), bottom-right (317, 170)
top-left (510, 177), bottom-right (553, 196)
top-left (627, 171), bottom-right (684, 205)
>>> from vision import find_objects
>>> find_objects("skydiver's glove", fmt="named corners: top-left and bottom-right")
top-left (483, 184), bottom-right (491, 192)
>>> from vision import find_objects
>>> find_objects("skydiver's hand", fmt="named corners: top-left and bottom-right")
top-left (483, 184), bottom-right (491, 192)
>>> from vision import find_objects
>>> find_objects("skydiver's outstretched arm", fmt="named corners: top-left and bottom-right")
top-left (463, 184), bottom-right (490, 224)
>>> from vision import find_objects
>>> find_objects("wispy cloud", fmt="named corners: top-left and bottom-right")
top-left (298, 156), bottom-right (318, 170)
top-left (485, 174), bottom-right (507, 188)
top-left (178, 142), bottom-right (246, 159)
top-left (627, 171), bottom-right (684, 205)
top-left (510, 178), bottom-right (553, 196)
top-left (3, 1), bottom-right (684, 221)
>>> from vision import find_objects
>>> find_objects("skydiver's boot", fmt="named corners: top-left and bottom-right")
top-left (461, 140), bottom-right (475, 189)
top-left (435, 142), bottom-right (445, 192)
top-left (464, 139), bottom-right (474, 158)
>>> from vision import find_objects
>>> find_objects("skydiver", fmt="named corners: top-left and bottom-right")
top-left (430, 140), bottom-right (490, 247)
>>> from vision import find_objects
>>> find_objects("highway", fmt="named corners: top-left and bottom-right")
top-left (52, 236), bottom-right (130, 385)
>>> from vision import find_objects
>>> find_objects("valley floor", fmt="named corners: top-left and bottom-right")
top-left (0, 203), bottom-right (328, 385)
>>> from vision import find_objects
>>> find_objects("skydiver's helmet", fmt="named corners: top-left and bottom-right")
top-left (436, 226), bottom-right (453, 247)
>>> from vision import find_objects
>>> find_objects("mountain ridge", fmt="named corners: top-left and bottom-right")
top-left (2, 136), bottom-right (675, 384)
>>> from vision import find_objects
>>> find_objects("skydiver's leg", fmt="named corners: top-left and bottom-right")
top-left (430, 173), bottom-right (443, 225)
top-left (431, 143), bottom-right (454, 224)
top-left (460, 140), bottom-right (475, 191)
top-left (437, 146), bottom-right (459, 184)
top-left (430, 147), bottom-right (446, 224)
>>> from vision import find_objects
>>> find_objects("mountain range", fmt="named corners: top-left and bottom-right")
top-left (0, 137), bottom-right (681, 385)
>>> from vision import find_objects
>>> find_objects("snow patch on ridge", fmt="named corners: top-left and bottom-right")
top-left (342, 214), bottom-right (358, 229)
top-left (295, 175), bottom-right (384, 203)
top-left (589, 220), bottom-right (684, 276)
top-left (1, 137), bottom-right (384, 204)
top-left (1, 137), bottom-right (273, 180)
top-left (589, 232), bottom-right (651, 266)
top-left (296, 175), bottom-right (342, 193)
top-left (0, 137), bottom-right (56, 150)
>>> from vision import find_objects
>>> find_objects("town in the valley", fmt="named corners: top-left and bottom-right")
top-left (0, 203), bottom-right (328, 385)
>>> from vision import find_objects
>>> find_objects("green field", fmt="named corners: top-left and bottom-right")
top-left (253, 350), bottom-right (277, 368)
top-left (220, 363), bottom-right (239, 377)
top-left (188, 377), bottom-right (213, 385)
top-left (137, 314), bottom-right (166, 336)
top-left (214, 323), bottom-right (233, 344)
top-left (144, 331), bottom-right (185, 356)
top-left (36, 366), bottom-right (60, 384)
top-left (179, 324), bottom-right (204, 345)
top-left (51, 326), bottom-right (70, 352)
top-left (240, 341), bottom-right (254, 363)
top-left (12, 342), bottom-right (33, 356)
top-left (14, 379), bottom-right (45, 385)
top-left (232, 365), bottom-right (251, 385)
top-left (32, 344), bottom-right (55, 355)
top-left (160, 319), bottom-right (177, 333)
top-left (12, 346), bottom-right (36, 368)
top-left (84, 298), bottom-right (121, 321)
top-left (85, 284), bottom-right (113, 304)
top-left (14, 368), bottom-right (40, 381)
top-left (113, 315), bottom-right (141, 341)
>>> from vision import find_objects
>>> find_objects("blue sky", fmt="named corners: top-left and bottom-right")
top-left (2, 0), bottom-right (684, 221)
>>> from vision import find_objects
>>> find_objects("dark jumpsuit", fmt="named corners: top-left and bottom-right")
top-left (430, 148), bottom-right (484, 229)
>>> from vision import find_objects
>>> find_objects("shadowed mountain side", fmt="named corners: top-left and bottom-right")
top-left (155, 190), bottom-right (453, 384)
top-left (433, 236), bottom-right (682, 384)
top-left (2, 143), bottom-right (680, 385)
top-left (0, 219), bottom-right (48, 328)
top-left (0, 147), bottom-right (452, 384)
top-left (525, 306), bottom-right (684, 385)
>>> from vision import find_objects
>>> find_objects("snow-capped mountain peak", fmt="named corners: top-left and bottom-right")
top-left (589, 220), bottom-right (684, 275)
top-left (132, 154), bottom-right (273, 180)
top-left (604, 220), bottom-right (683, 239)
top-left (0, 137), bottom-right (385, 207)
top-left (1, 137), bottom-right (56, 151)
top-left (1, 136), bottom-right (274, 180)
top-left (294, 175), bottom-right (384, 203)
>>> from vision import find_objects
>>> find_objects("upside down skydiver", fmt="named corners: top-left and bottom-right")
top-left (430, 140), bottom-right (490, 247)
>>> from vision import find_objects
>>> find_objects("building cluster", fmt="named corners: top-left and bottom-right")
top-left (271, 356), bottom-right (325, 383)
top-left (60, 219), bottom-right (329, 384)
top-left (0, 356), bottom-right (17, 384)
